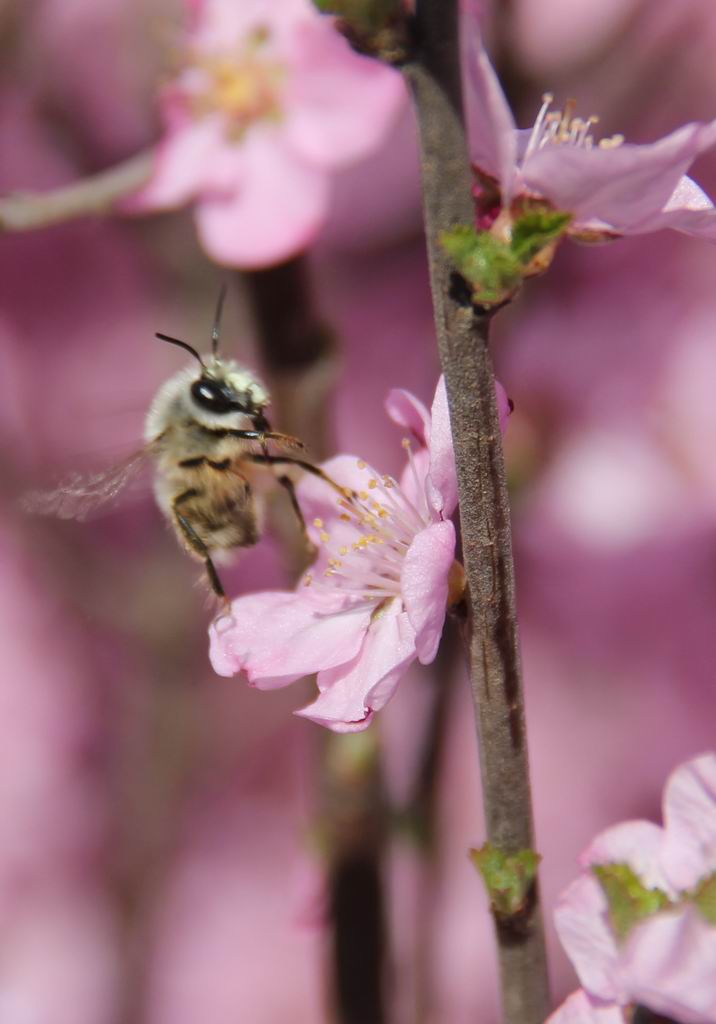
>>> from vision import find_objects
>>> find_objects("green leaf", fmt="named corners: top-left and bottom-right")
top-left (510, 209), bottom-right (572, 266)
top-left (440, 225), bottom-right (522, 306)
top-left (470, 843), bottom-right (542, 917)
top-left (593, 863), bottom-right (671, 941)
top-left (691, 872), bottom-right (716, 924)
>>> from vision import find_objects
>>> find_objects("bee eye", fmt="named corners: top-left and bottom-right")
top-left (191, 379), bottom-right (232, 414)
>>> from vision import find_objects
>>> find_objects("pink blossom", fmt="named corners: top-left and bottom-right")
top-left (209, 377), bottom-right (510, 731)
top-left (549, 754), bottom-right (716, 1024)
top-left (461, 8), bottom-right (716, 243)
top-left (130, 0), bottom-right (404, 267)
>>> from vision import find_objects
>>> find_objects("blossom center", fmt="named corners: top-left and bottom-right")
top-left (189, 28), bottom-right (286, 139)
top-left (523, 93), bottom-right (624, 160)
top-left (303, 452), bottom-right (431, 605)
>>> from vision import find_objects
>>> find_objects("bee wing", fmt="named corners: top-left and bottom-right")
top-left (22, 444), bottom-right (156, 522)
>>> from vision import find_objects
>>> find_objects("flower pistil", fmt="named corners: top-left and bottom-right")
top-left (189, 29), bottom-right (286, 138)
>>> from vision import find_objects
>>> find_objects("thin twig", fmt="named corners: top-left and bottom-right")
top-left (0, 150), bottom-right (154, 232)
top-left (403, 2), bottom-right (551, 1022)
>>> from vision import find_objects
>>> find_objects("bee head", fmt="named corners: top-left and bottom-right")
top-left (147, 288), bottom-right (271, 440)
top-left (190, 359), bottom-right (269, 419)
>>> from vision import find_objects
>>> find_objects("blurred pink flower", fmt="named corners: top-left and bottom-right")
top-left (462, 14), bottom-right (716, 242)
top-left (549, 753), bottom-right (716, 1024)
top-left (131, 0), bottom-right (404, 267)
top-left (210, 377), bottom-right (510, 731)
top-left (546, 988), bottom-right (624, 1024)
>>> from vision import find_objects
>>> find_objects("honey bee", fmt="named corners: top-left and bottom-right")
top-left (24, 288), bottom-right (347, 608)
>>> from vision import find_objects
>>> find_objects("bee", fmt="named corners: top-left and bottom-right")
top-left (24, 287), bottom-right (348, 609)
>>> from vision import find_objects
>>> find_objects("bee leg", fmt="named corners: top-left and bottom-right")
top-left (253, 413), bottom-right (271, 458)
top-left (277, 475), bottom-right (317, 557)
top-left (247, 454), bottom-right (357, 504)
top-left (227, 429), bottom-right (305, 451)
top-left (172, 507), bottom-right (229, 610)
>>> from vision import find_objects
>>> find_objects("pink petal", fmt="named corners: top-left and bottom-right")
top-left (195, 127), bottom-right (330, 269)
top-left (189, 0), bottom-right (307, 52)
top-left (460, 2), bottom-right (517, 198)
top-left (208, 590), bottom-right (372, 688)
top-left (296, 453), bottom-right (372, 546)
top-left (580, 820), bottom-right (672, 894)
top-left (665, 175), bottom-right (715, 212)
top-left (128, 118), bottom-right (231, 211)
top-left (385, 388), bottom-right (431, 446)
top-left (622, 906), bottom-right (716, 1024)
top-left (546, 990), bottom-right (624, 1024)
top-left (554, 876), bottom-right (622, 1003)
top-left (661, 753), bottom-right (716, 891)
top-left (625, 204), bottom-right (716, 242)
top-left (613, 175), bottom-right (716, 240)
top-left (425, 377), bottom-right (508, 517)
top-left (385, 388), bottom-right (435, 511)
top-left (397, 447), bottom-right (431, 514)
top-left (298, 454), bottom-right (374, 510)
top-left (401, 521), bottom-right (455, 664)
top-left (522, 119), bottom-right (716, 232)
top-left (426, 375), bottom-right (458, 517)
top-left (296, 601), bottom-right (416, 731)
top-left (284, 18), bottom-right (404, 170)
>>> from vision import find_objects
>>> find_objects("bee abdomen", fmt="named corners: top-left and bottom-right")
top-left (170, 483), bottom-right (259, 552)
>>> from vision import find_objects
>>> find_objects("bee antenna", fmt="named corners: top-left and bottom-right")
top-left (211, 283), bottom-right (228, 357)
top-left (155, 333), bottom-right (206, 368)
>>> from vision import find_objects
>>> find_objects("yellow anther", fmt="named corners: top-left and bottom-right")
top-left (340, 513), bottom-right (352, 523)
top-left (357, 459), bottom-right (367, 469)
top-left (358, 491), bottom-right (369, 501)
top-left (368, 479), bottom-right (378, 489)
top-left (313, 518), bottom-right (324, 528)
top-left (598, 134), bottom-right (624, 150)
top-left (401, 438), bottom-right (411, 449)
top-left (339, 546), bottom-right (349, 556)
top-left (320, 531), bottom-right (330, 543)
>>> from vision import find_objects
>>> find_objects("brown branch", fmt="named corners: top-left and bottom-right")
top-left (321, 731), bottom-right (388, 1024)
top-left (242, 257), bottom-right (337, 458)
top-left (402, 3), bottom-right (551, 1022)
top-left (241, 261), bottom-right (389, 1024)
top-left (0, 150), bottom-right (154, 232)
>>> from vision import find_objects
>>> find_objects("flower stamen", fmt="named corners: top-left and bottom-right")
top-left (308, 455), bottom-right (437, 605)
top-left (188, 28), bottom-right (286, 139)
top-left (524, 95), bottom-right (623, 157)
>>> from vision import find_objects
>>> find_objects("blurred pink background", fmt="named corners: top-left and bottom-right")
top-left (3, 0), bottom-right (716, 1020)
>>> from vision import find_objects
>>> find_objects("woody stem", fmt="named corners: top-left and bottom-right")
top-left (402, 3), bottom-right (551, 1022)
top-left (0, 150), bottom-right (153, 231)
top-left (241, 260), bottom-right (389, 1024)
